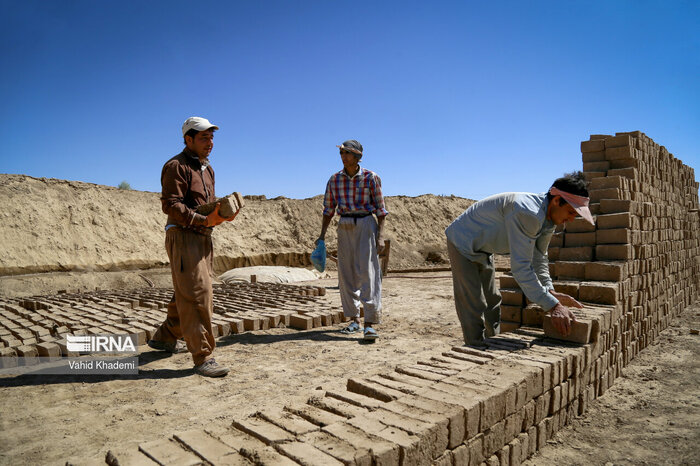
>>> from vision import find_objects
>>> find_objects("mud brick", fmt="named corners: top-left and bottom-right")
top-left (442, 350), bottom-right (490, 365)
top-left (413, 386), bottom-right (481, 439)
top-left (498, 274), bottom-right (519, 289)
top-left (583, 161), bottom-right (610, 172)
top-left (504, 410), bottom-right (524, 441)
top-left (596, 244), bottom-right (633, 260)
top-left (367, 407), bottom-right (448, 460)
top-left (15, 344), bottom-right (39, 360)
top-left (0, 347), bottom-right (18, 368)
top-left (227, 318), bottom-right (245, 334)
top-left (579, 282), bottom-right (619, 305)
top-left (605, 145), bottom-right (637, 160)
top-left (552, 280), bottom-right (579, 299)
top-left (322, 422), bottom-right (401, 466)
top-left (610, 158), bottom-right (640, 170)
top-left (231, 416), bottom-right (296, 445)
top-left (433, 451), bottom-right (453, 466)
top-left (347, 415), bottom-right (435, 466)
top-left (0, 336), bottom-right (21, 348)
top-left (285, 404), bottom-right (347, 427)
top-left (139, 438), bottom-right (203, 465)
top-left (558, 247), bottom-right (594, 261)
top-left (399, 363), bottom-right (455, 379)
top-left (467, 433), bottom-right (485, 466)
top-left (581, 139), bottom-right (605, 152)
top-left (260, 411), bottom-right (319, 436)
top-left (483, 419), bottom-right (506, 459)
top-left (311, 394), bottom-right (371, 419)
top-left (301, 430), bottom-right (373, 466)
top-left (303, 312), bottom-right (323, 328)
top-left (543, 316), bottom-right (592, 344)
top-left (522, 304), bottom-right (545, 326)
top-left (604, 134), bottom-right (632, 148)
top-left (582, 150), bottom-right (605, 162)
top-left (399, 394), bottom-right (467, 448)
top-left (589, 188), bottom-right (623, 203)
top-left (501, 305), bottom-right (521, 322)
top-left (549, 232), bottom-right (564, 247)
top-left (212, 320), bottom-right (232, 337)
top-left (434, 381), bottom-right (504, 432)
top-left (347, 378), bottom-right (403, 402)
top-left (28, 325), bottom-right (51, 338)
top-left (289, 314), bottom-right (313, 330)
top-left (326, 389), bottom-right (384, 410)
top-left (258, 313), bottom-right (281, 328)
top-left (501, 289), bottom-right (525, 306)
top-left (212, 428), bottom-right (299, 466)
top-left (505, 354), bottom-right (553, 393)
top-left (56, 339), bottom-right (78, 357)
top-left (125, 328), bottom-right (147, 346)
top-left (585, 262), bottom-right (628, 282)
top-left (372, 373), bottom-right (428, 393)
top-left (36, 342), bottom-right (61, 358)
top-left (607, 167), bottom-right (637, 180)
top-left (501, 321), bottom-right (520, 333)
top-left (599, 199), bottom-right (636, 214)
top-left (196, 192), bottom-right (244, 218)
top-left (275, 440), bottom-right (345, 466)
top-left (590, 175), bottom-right (628, 190)
top-left (173, 430), bottom-right (247, 465)
top-left (596, 228), bottom-right (630, 244)
top-left (564, 232), bottom-right (596, 247)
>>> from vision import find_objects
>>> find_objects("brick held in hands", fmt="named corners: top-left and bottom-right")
top-left (542, 315), bottom-right (592, 344)
top-left (196, 192), bottom-right (244, 218)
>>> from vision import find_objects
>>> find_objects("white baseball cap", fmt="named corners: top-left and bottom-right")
top-left (182, 117), bottom-right (219, 136)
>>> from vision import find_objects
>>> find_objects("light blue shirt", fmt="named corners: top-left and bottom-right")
top-left (445, 192), bottom-right (559, 311)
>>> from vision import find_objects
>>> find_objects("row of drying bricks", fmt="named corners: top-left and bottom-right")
top-left (0, 287), bottom-right (343, 363)
top-left (132, 323), bottom-right (628, 466)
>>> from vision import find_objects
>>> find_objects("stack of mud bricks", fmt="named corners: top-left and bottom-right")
top-left (125, 134), bottom-right (698, 466)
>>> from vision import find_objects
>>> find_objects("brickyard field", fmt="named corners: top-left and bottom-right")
top-left (0, 131), bottom-right (699, 465)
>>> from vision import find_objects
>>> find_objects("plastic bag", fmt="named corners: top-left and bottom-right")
top-left (310, 240), bottom-right (326, 272)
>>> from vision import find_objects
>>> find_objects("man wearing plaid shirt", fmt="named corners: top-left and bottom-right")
top-left (316, 139), bottom-right (388, 341)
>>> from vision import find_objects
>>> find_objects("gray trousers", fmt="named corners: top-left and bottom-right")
top-left (337, 216), bottom-right (382, 324)
top-left (447, 240), bottom-right (502, 345)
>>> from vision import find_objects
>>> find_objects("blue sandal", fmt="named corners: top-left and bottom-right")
top-left (363, 326), bottom-right (379, 341)
top-left (340, 322), bottom-right (361, 334)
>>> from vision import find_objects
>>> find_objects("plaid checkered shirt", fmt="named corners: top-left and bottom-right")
top-left (323, 167), bottom-right (389, 217)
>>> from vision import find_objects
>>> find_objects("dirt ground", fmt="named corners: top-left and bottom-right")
top-left (0, 270), bottom-right (698, 465)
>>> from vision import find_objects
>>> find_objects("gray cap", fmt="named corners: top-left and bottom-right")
top-left (336, 139), bottom-right (363, 156)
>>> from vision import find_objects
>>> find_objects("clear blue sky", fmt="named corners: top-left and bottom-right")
top-left (1, 1), bottom-right (698, 200)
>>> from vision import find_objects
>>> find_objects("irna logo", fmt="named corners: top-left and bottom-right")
top-left (66, 335), bottom-right (137, 353)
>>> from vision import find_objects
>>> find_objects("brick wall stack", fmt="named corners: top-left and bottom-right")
top-left (94, 131), bottom-right (700, 466)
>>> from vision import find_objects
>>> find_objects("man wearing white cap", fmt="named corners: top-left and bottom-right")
top-left (148, 117), bottom-right (236, 377)
top-left (445, 171), bottom-right (594, 346)
top-left (317, 139), bottom-right (388, 341)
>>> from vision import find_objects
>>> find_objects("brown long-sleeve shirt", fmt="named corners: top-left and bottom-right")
top-left (161, 148), bottom-right (215, 228)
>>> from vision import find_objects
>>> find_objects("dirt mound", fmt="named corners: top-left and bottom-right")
top-left (0, 174), bottom-right (474, 276)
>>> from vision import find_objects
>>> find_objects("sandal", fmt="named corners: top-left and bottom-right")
top-left (340, 322), bottom-right (361, 334)
top-left (363, 326), bottom-right (379, 341)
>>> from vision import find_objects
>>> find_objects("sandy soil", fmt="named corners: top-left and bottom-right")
top-left (0, 270), bottom-right (697, 465)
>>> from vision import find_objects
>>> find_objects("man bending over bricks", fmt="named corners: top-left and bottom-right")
top-left (316, 139), bottom-right (388, 341)
top-left (445, 171), bottom-right (595, 346)
top-left (148, 116), bottom-right (237, 377)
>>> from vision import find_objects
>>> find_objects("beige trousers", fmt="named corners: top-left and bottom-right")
top-left (337, 216), bottom-right (382, 324)
top-left (153, 228), bottom-right (215, 366)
